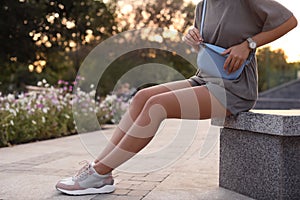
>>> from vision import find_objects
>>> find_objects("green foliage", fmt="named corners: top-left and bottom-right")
top-left (256, 47), bottom-right (299, 92)
top-left (0, 0), bottom-right (117, 94)
top-left (0, 0), bottom-right (41, 64)
top-left (0, 79), bottom-right (132, 147)
top-left (2, 0), bottom-right (299, 100)
top-left (0, 0), bottom-right (197, 96)
top-left (132, 0), bottom-right (195, 32)
top-left (99, 48), bottom-right (196, 96)
top-left (0, 89), bottom-right (75, 147)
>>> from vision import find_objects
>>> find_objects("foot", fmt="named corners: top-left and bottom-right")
top-left (55, 161), bottom-right (115, 195)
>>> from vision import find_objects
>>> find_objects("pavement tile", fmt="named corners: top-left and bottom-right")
top-left (143, 189), bottom-right (203, 200)
top-left (49, 193), bottom-right (97, 200)
top-left (111, 189), bottom-right (131, 195)
top-left (0, 119), bottom-right (257, 199)
top-left (0, 173), bottom-right (64, 200)
top-left (155, 172), bottom-right (218, 190)
top-left (34, 154), bottom-right (94, 171)
top-left (114, 177), bottom-right (161, 191)
top-left (144, 188), bottom-right (256, 200)
top-left (127, 189), bottom-right (150, 197)
top-left (115, 181), bottom-right (136, 190)
top-left (112, 174), bottom-right (134, 180)
top-left (106, 196), bottom-right (141, 200)
top-left (117, 180), bottom-right (143, 185)
top-left (91, 194), bottom-right (119, 200)
top-left (130, 173), bottom-right (169, 182)
top-left (129, 181), bottom-right (158, 190)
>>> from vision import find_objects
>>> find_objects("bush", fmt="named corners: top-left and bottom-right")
top-left (0, 79), bottom-right (131, 147)
top-left (99, 93), bottom-right (131, 124)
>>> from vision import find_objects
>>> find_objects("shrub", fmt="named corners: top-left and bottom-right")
top-left (0, 79), bottom-right (133, 147)
top-left (0, 80), bottom-right (75, 147)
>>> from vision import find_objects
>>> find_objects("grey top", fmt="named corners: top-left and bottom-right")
top-left (193, 0), bottom-right (293, 108)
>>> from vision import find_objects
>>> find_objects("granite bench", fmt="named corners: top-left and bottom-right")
top-left (213, 110), bottom-right (300, 200)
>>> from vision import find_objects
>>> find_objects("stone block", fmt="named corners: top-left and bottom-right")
top-left (218, 111), bottom-right (300, 200)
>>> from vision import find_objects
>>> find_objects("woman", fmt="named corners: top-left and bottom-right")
top-left (56, 0), bottom-right (297, 195)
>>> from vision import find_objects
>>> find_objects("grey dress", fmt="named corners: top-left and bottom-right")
top-left (189, 0), bottom-right (293, 115)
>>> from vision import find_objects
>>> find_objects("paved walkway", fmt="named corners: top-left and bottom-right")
top-left (0, 119), bottom-right (254, 200)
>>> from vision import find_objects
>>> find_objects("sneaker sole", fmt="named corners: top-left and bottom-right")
top-left (56, 185), bottom-right (115, 195)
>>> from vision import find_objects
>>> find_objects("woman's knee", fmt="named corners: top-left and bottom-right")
top-left (131, 88), bottom-right (152, 108)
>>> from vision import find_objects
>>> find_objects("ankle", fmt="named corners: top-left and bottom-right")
top-left (93, 162), bottom-right (113, 175)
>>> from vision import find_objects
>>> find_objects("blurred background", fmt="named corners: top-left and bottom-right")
top-left (0, 0), bottom-right (299, 147)
top-left (1, 0), bottom-right (299, 95)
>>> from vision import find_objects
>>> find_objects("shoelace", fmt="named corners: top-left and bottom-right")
top-left (72, 160), bottom-right (91, 181)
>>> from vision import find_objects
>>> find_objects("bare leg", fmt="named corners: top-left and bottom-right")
top-left (94, 80), bottom-right (193, 163)
top-left (94, 86), bottom-right (231, 175)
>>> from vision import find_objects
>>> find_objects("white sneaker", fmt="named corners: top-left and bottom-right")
top-left (56, 161), bottom-right (115, 195)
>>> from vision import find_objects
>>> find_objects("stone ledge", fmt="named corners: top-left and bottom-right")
top-left (217, 110), bottom-right (300, 200)
top-left (219, 128), bottom-right (300, 200)
top-left (212, 110), bottom-right (300, 136)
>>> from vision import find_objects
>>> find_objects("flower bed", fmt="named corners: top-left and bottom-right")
top-left (0, 80), bottom-right (131, 147)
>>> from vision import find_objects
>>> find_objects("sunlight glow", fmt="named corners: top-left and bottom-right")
top-left (268, 0), bottom-right (300, 62)
top-left (149, 35), bottom-right (163, 43)
top-left (121, 4), bottom-right (133, 14)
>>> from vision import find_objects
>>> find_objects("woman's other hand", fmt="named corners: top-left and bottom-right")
top-left (183, 27), bottom-right (203, 52)
top-left (222, 41), bottom-right (251, 73)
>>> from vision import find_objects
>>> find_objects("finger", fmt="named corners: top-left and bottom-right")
top-left (182, 35), bottom-right (191, 43)
top-left (228, 62), bottom-right (237, 73)
top-left (235, 60), bottom-right (245, 72)
top-left (221, 48), bottom-right (231, 56)
top-left (184, 36), bottom-right (198, 46)
top-left (189, 28), bottom-right (203, 43)
top-left (184, 39), bottom-right (194, 46)
top-left (229, 59), bottom-right (241, 73)
top-left (231, 56), bottom-right (246, 72)
top-left (232, 60), bottom-right (243, 72)
top-left (228, 57), bottom-right (238, 73)
top-left (185, 34), bottom-right (200, 46)
top-left (191, 28), bottom-right (203, 42)
top-left (225, 55), bottom-right (237, 73)
top-left (189, 31), bottom-right (200, 43)
top-left (183, 35), bottom-right (194, 44)
top-left (223, 56), bottom-right (231, 70)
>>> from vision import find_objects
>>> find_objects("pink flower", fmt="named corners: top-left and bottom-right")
top-left (37, 104), bottom-right (44, 109)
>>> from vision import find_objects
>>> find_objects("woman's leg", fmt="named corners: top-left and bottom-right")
top-left (94, 80), bottom-right (193, 163)
top-left (94, 86), bottom-right (230, 175)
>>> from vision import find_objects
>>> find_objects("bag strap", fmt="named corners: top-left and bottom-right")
top-left (200, 0), bottom-right (207, 38)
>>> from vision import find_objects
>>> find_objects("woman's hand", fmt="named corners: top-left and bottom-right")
top-left (183, 27), bottom-right (203, 52)
top-left (222, 41), bottom-right (251, 73)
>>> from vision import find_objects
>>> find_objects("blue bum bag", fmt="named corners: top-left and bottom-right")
top-left (197, 0), bottom-right (254, 80)
top-left (197, 43), bottom-right (254, 80)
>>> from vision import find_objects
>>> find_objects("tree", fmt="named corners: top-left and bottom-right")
top-left (256, 47), bottom-right (298, 92)
top-left (94, 0), bottom-right (197, 96)
top-left (0, 0), bottom-right (197, 95)
top-left (0, 0), bottom-right (117, 93)
top-left (114, 0), bottom-right (195, 32)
